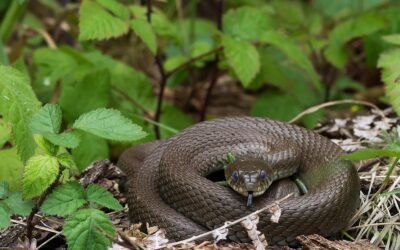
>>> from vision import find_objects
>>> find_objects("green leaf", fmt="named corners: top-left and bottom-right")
top-left (30, 103), bottom-right (62, 135)
top-left (72, 132), bottom-right (109, 171)
top-left (4, 192), bottom-right (33, 216)
top-left (0, 119), bottom-right (11, 148)
top-left (259, 31), bottom-right (322, 92)
top-left (0, 65), bottom-right (41, 162)
top-left (57, 153), bottom-right (77, 169)
top-left (223, 6), bottom-right (274, 41)
top-left (41, 182), bottom-right (86, 216)
top-left (380, 188), bottom-right (400, 197)
top-left (0, 148), bottom-right (24, 192)
top-left (251, 91), bottom-right (303, 121)
top-left (59, 70), bottom-right (111, 122)
top-left (0, 181), bottom-right (9, 199)
top-left (64, 208), bottom-right (115, 250)
top-left (378, 48), bottom-right (400, 115)
top-left (33, 135), bottom-right (59, 156)
top-left (79, 0), bottom-right (129, 41)
top-left (382, 34), bottom-right (400, 46)
top-left (130, 19), bottom-right (157, 54)
top-left (342, 148), bottom-right (400, 160)
top-left (96, 0), bottom-right (130, 20)
top-left (73, 108), bottom-right (147, 141)
top-left (164, 55), bottom-right (188, 72)
top-left (0, 203), bottom-right (10, 229)
top-left (44, 132), bottom-right (81, 149)
top-left (86, 184), bottom-right (122, 211)
top-left (159, 104), bottom-right (192, 139)
top-left (222, 36), bottom-right (260, 87)
top-left (23, 155), bottom-right (59, 199)
top-left (325, 12), bottom-right (386, 68)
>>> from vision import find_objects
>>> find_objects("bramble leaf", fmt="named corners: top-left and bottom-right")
top-left (72, 108), bottom-right (147, 141)
top-left (23, 155), bottom-right (59, 199)
top-left (222, 36), bottom-right (260, 87)
top-left (86, 184), bottom-right (123, 211)
top-left (41, 182), bottom-right (86, 216)
top-left (0, 65), bottom-right (41, 162)
top-left (30, 103), bottom-right (62, 135)
top-left (4, 192), bottom-right (33, 216)
top-left (131, 19), bottom-right (157, 54)
top-left (79, 0), bottom-right (129, 41)
top-left (64, 208), bottom-right (115, 250)
top-left (0, 203), bottom-right (10, 229)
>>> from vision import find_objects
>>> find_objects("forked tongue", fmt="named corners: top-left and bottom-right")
top-left (246, 191), bottom-right (253, 208)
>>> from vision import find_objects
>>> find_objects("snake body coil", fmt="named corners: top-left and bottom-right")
top-left (118, 117), bottom-right (360, 246)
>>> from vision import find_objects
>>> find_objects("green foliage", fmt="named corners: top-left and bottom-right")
top-left (64, 208), bottom-right (115, 250)
top-left (343, 148), bottom-right (400, 160)
top-left (86, 184), bottom-right (123, 211)
top-left (79, 0), bottom-right (129, 41)
top-left (72, 108), bottom-right (147, 141)
top-left (130, 19), bottom-right (157, 54)
top-left (0, 65), bottom-right (41, 162)
top-left (222, 36), bottom-right (260, 87)
top-left (41, 181), bottom-right (86, 216)
top-left (378, 48), bottom-right (400, 115)
top-left (72, 132), bottom-right (109, 171)
top-left (0, 203), bottom-right (10, 229)
top-left (23, 155), bottom-right (59, 199)
top-left (0, 148), bottom-right (24, 191)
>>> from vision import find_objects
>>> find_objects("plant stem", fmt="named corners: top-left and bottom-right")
top-left (26, 171), bottom-right (62, 242)
top-left (199, 0), bottom-right (223, 121)
top-left (0, 0), bottom-right (28, 43)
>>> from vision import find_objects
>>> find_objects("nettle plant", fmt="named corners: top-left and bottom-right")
top-left (0, 66), bottom-right (146, 250)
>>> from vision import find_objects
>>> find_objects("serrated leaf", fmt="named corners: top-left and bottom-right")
top-left (0, 148), bottom-right (24, 192)
top-left (41, 181), bottom-right (86, 216)
top-left (378, 48), bottom-right (400, 115)
top-left (30, 103), bottom-right (62, 135)
top-left (45, 132), bottom-right (81, 149)
top-left (72, 108), bottom-right (147, 141)
top-left (96, 0), bottom-right (130, 20)
top-left (64, 208), bottom-right (115, 250)
top-left (131, 19), bottom-right (157, 54)
top-left (0, 203), bottom-right (10, 229)
top-left (259, 31), bottom-right (322, 92)
top-left (325, 12), bottom-right (386, 68)
top-left (0, 65), bottom-right (41, 162)
top-left (223, 6), bottom-right (274, 41)
top-left (342, 148), bottom-right (400, 160)
top-left (23, 155), bottom-right (59, 199)
top-left (86, 184), bottom-right (123, 211)
top-left (0, 181), bottom-right (9, 199)
top-left (382, 34), bottom-right (400, 46)
top-left (222, 36), bottom-right (260, 87)
top-left (34, 135), bottom-right (59, 156)
top-left (4, 192), bottom-right (33, 216)
top-left (79, 0), bottom-right (129, 41)
top-left (57, 153), bottom-right (77, 169)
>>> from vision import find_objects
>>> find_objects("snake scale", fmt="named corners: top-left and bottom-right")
top-left (118, 117), bottom-right (360, 246)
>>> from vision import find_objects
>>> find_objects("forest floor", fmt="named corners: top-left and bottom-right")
top-left (1, 108), bottom-right (399, 250)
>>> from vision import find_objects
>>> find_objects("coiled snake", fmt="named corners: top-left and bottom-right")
top-left (118, 117), bottom-right (360, 246)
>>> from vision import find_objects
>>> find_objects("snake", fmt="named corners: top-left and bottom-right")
top-left (117, 117), bottom-right (360, 246)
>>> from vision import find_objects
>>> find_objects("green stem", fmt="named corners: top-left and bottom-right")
top-left (0, 0), bottom-right (28, 43)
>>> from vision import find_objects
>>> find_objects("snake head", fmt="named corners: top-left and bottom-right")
top-left (224, 158), bottom-right (273, 207)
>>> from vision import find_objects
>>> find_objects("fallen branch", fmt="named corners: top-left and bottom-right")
top-left (155, 193), bottom-right (293, 249)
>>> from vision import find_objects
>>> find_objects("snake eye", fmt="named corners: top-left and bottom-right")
top-left (260, 170), bottom-right (267, 180)
top-left (232, 171), bottom-right (239, 181)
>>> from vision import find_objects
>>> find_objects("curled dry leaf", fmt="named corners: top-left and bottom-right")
top-left (240, 214), bottom-right (268, 250)
top-left (212, 222), bottom-right (229, 242)
top-left (143, 228), bottom-right (169, 249)
top-left (268, 204), bottom-right (282, 223)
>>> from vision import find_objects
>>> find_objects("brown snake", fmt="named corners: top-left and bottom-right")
top-left (118, 117), bottom-right (360, 246)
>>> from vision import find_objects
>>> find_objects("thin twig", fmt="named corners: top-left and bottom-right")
top-left (113, 86), bottom-right (153, 119)
top-left (165, 46), bottom-right (223, 77)
top-left (11, 219), bottom-right (60, 234)
top-left (289, 99), bottom-right (387, 125)
top-left (156, 193), bottom-right (293, 249)
top-left (37, 231), bottom-right (62, 249)
top-left (199, 0), bottom-right (223, 121)
top-left (118, 229), bottom-right (148, 250)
